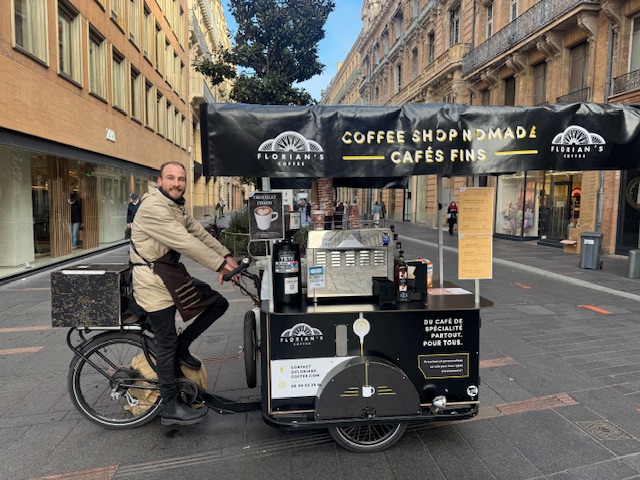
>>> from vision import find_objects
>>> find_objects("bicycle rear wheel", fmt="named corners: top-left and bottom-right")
top-left (68, 332), bottom-right (161, 429)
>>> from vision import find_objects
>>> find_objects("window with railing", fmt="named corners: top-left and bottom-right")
top-left (505, 77), bottom-right (515, 106)
top-left (533, 62), bottom-right (546, 106)
top-left (14, 0), bottom-right (48, 62)
top-left (411, 47), bottom-right (419, 80)
top-left (509, 0), bottom-right (518, 22)
top-left (569, 42), bottom-right (588, 93)
top-left (449, 7), bottom-right (460, 46)
top-left (393, 13), bottom-right (403, 44)
top-left (481, 89), bottom-right (490, 106)
top-left (395, 64), bottom-right (402, 93)
top-left (427, 32), bottom-right (435, 64)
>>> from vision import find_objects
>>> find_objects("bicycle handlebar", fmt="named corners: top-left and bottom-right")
top-left (222, 257), bottom-right (252, 281)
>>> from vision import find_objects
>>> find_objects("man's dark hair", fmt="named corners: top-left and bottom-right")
top-left (159, 162), bottom-right (187, 177)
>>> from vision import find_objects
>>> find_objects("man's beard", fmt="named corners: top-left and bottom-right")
top-left (158, 187), bottom-right (185, 205)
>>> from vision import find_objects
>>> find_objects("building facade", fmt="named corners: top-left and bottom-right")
top-left (323, 0), bottom-right (640, 257)
top-left (0, 0), bottom-right (214, 281)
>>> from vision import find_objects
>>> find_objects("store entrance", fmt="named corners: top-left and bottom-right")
top-left (539, 172), bottom-right (578, 246)
top-left (616, 169), bottom-right (640, 255)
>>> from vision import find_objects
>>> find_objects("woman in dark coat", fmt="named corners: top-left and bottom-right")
top-left (447, 201), bottom-right (458, 236)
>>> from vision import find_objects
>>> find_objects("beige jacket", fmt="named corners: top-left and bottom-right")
top-left (130, 189), bottom-right (230, 312)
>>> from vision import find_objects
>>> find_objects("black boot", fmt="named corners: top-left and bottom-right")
top-left (177, 351), bottom-right (202, 369)
top-left (161, 395), bottom-right (207, 426)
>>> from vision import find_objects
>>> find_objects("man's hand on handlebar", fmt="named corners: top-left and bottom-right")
top-left (220, 257), bottom-right (252, 284)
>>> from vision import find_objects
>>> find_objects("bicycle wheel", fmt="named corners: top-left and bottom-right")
top-left (329, 423), bottom-right (406, 453)
top-left (244, 311), bottom-right (257, 388)
top-left (68, 332), bottom-right (161, 429)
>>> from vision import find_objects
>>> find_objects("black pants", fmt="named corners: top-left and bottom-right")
top-left (147, 295), bottom-right (229, 401)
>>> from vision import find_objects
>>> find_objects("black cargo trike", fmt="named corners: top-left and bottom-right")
top-left (56, 102), bottom-right (640, 452)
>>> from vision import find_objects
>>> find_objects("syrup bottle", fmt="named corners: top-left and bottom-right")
top-left (395, 250), bottom-right (409, 302)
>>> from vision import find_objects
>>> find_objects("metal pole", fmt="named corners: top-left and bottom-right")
top-left (473, 175), bottom-right (480, 307)
top-left (262, 177), bottom-right (275, 313)
top-left (437, 175), bottom-right (444, 287)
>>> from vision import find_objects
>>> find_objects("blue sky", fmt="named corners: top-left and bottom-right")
top-left (222, 1), bottom-right (363, 102)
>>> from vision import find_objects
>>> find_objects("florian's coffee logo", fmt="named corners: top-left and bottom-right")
top-left (257, 131), bottom-right (324, 168)
top-left (550, 125), bottom-right (605, 159)
top-left (280, 323), bottom-right (323, 346)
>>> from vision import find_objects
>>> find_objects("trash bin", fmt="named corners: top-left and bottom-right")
top-left (627, 250), bottom-right (640, 278)
top-left (579, 232), bottom-right (603, 269)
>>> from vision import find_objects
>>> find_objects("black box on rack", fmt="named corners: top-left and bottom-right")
top-left (407, 261), bottom-right (427, 303)
top-left (372, 276), bottom-right (396, 305)
top-left (51, 264), bottom-right (130, 328)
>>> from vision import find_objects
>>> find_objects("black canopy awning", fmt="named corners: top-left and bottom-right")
top-left (201, 102), bottom-right (640, 180)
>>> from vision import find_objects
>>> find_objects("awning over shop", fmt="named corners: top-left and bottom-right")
top-left (201, 102), bottom-right (640, 179)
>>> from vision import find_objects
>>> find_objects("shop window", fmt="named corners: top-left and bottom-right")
top-left (58, 1), bottom-right (82, 83)
top-left (496, 172), bottom-right (540, 237)
top-left (112, 49), bottom-right (127, 112)
top-left (14, 0), bottom-right (48, 62)
top-left (89, 27), bottom-right (107, 99)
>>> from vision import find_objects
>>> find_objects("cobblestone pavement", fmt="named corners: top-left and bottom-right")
top-left (1, 219), bottom-right (640, 480)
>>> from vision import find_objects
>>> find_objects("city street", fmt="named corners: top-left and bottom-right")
top-left (1, 222), bottom-right (640, 480)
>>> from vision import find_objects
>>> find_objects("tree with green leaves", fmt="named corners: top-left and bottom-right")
top-left (195, 0), bottom-right (335, 105)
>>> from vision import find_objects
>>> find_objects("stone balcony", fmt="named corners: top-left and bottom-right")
top-left (462, 0), bottom-right (600, 77)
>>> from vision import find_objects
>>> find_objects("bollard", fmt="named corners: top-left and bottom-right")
top-left (627, 250), bottom-right (640, 279)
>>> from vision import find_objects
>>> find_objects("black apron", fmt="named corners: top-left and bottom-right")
top-left (131, 245), bottom-right (221, 321)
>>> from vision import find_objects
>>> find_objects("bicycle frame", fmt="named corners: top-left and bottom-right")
top-left (66, 325), bottom-right (158, 392)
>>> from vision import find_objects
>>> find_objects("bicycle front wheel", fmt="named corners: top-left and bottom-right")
top-left (68, 332), bottom-right (161, 429)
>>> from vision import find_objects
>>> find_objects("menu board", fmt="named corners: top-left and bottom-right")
top-left (458, 187), bottom-right (494, 234)
top-left (249, 192), bottom-right (285, 241)
top-left (458, 187), bottom-right (494, 280)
